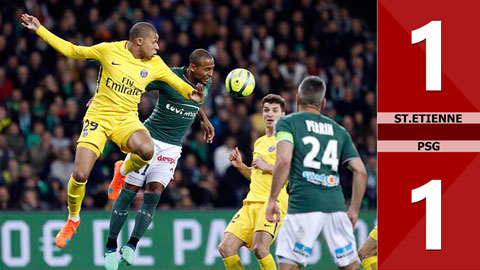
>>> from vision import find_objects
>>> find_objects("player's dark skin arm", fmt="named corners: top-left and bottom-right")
top-left (196, 108), bottom-right (215, 143)
top-left (266, 141), bottom-right (293, 222)
top-left (345, 158), bottom-right (367, 228)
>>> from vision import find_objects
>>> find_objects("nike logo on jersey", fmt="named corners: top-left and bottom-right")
top-left (111, 62), bottom-right (121, 65)
top-left (264, 224), bottom-right (272, 227)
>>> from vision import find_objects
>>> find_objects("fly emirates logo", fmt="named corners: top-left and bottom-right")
top-left (166, 103), bottom-right (197, 119)
top-left (106, 77), bottom-right (142, 96)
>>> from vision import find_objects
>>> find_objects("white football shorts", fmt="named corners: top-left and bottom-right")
top-left (125, 139), bottom-right (182, 188)
top-left (276, 211), bottom-right (358, 267)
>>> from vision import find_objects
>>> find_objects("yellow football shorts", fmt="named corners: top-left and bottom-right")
top-left (225, 201), bottom-right (286, 250)
top-left (77, 113), bottom-right (147, 157)
top-left (369, 226), bottom-right (377, 241)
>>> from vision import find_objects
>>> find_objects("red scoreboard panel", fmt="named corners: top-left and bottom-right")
top-left (378, 0), bottom-right (480, 269)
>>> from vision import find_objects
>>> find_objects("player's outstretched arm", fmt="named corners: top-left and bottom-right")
top-left (21, 13), bottom-right (104, 60)
top-left (155, 63), bottom-right (202, 103)
top-left (20, 13), bottom-right (40, 31)
top-left (266, 141), bottom-right (292, 222)
top-left (345, 158), bottom-right (367, 228)
top-left (197, 108), bottom-right (215, 143)
top-left (229, 147), bottom-right (251, 180)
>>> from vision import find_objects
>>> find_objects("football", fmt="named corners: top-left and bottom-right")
top-left (225, 68), bottom-right (255, 98)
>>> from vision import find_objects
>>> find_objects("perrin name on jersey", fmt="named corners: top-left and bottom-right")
top-left (305, 120), bottom-right (334, 136)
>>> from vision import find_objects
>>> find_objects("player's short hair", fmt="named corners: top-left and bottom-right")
top-left (261, 94), bottom-right (286, 112)
top-left (189, 49), bottom-right (214, 66)
top-left (129, 22), bottom-right (157, 41)
top-left (298, 76), bottom-right (326, 108)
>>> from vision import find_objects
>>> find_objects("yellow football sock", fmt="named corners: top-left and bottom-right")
top-left (258, 254), bottom-right (276, 270)
top-left (361, 256), bottom-right (377, 270)
top-left (67, 175), bottom-right (87, 218)
top-left (223, 254), bottom-right (244, 270)
top-left (123, 153), bottom-right (151, 175)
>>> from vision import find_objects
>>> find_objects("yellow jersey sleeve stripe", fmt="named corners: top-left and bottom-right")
top-left (276, 131), bottom-right (294, 144)
top-left (36, 25), bottom-right (106, 60)
top-left (154, 60), bottom-right (194, 101)
top-left (94, 66), bottom-right (103, 93)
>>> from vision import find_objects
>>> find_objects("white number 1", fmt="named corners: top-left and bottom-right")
top-left (411, 180), bottom-right (442, 250)
top-left (411, 21), bottom-right (442, 91)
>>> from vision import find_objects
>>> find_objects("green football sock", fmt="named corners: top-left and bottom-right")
top-left (129, 192), bottom-right (160, 243)
top-left (107, 188), bottom-right (137, 245)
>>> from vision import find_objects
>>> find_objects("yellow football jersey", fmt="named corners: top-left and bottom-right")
top-left (36, 26), bottom-right (194, 116)
top-left (244, 135), bottom-right (288, 211)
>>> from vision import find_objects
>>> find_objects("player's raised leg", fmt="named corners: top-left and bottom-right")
top-left (56, 146), bottom-right (97, 248)
top-left (109, 129), bottom-right (154, 200)
top-left (119, 182), bottom-right (163, 265)
top-left (218, 232), bottom-right (246, 270)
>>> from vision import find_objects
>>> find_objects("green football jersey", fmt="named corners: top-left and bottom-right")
top-left (144, 67), bottom-right (211, 146)
top-left (275, 112), bottom-right (360, 214)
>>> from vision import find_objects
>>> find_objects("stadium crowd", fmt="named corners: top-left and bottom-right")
top-left (0, 0), bottom-right (377, 211)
